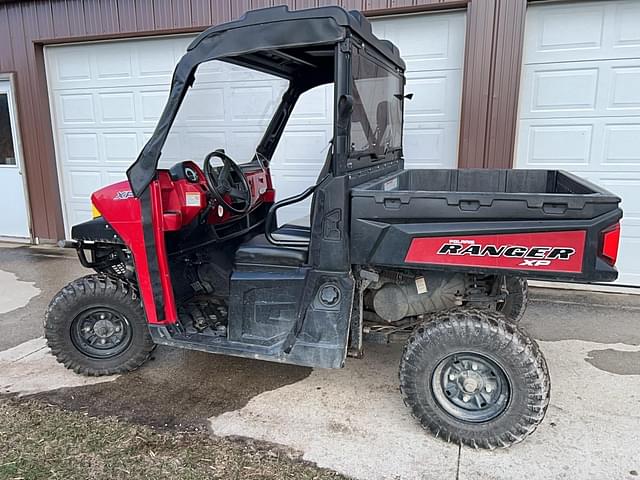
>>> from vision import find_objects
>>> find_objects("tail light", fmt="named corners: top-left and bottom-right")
top-left (600, 223), bottom-right (621, 265)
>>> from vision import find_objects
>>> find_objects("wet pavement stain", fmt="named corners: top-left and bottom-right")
top-left (585, 349), bottom-right (640, 376)
top-left (0, 245), bottom-right (88, 351)
top-left (0, 270), bottom-right (40, 314)
top-left (521, 289), bottom-right (640, 347)
top-left (28, 346), bottom-right (311, 430)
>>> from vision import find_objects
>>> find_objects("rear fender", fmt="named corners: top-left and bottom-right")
top-left (352, 208), bottom-right (622, 283)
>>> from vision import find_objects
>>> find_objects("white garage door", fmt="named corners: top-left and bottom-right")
top-left (45, 11), bottom-right (465, 233)
top-left (515, 0), bottom-right (640, 286)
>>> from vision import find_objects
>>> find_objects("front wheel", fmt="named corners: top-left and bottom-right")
top-left (399, 308), bottom-right (549, 449)
top-left (45, 275), bottom-right (154, 376)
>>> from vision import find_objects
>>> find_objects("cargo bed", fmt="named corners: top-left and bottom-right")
top-left (350, 169), bottom-right (622, 282)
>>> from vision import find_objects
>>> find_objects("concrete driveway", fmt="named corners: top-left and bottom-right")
top-left (1, 243), bottom-right (639, 479)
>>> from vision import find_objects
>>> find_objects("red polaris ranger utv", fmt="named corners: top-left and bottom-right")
top-left (46, 6), bottom-right (622, 449)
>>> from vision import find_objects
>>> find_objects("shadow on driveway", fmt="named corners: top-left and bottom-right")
top-left (30, 346), bottom-right (311, 430)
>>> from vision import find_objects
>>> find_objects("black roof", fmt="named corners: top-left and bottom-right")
top-left (189, 5), bottom-right (405, 71)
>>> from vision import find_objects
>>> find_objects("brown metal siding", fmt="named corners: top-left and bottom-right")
top-left (484, 0), bottom-right (526, 168)
top-left (458, 0), bottom-right (494, 168)
top-left (0, 0), bottom-right (523, 240)
top-left (458, 0), bottom-right (527, 169)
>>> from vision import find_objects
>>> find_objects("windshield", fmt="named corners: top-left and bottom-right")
top-left (350, 50), bottom-right (403, 158)
top-left (157, 59), bottom-right (289, 169)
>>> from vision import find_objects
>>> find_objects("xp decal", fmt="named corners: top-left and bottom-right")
top-left (405, 231), bottom-right (586, 273)
top-left (113, 190), bottom-right (134, 200)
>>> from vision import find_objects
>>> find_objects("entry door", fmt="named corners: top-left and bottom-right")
top-left (0, 80), bottom-right (29, 239)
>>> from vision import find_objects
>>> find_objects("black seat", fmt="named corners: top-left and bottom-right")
top-left (235, 225), bottom-right (309, 267)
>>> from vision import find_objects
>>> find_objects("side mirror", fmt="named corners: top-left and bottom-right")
top-left (339, 94), bottom-right (354, 116)
top-left (337, 94), bottom-right (354, 130)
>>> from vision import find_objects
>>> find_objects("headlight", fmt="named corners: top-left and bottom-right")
top-left (91, 203), bottom-right (102, 219)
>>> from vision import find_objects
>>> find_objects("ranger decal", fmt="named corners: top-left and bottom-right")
top-left (405, 231), bottom-right (586, 273)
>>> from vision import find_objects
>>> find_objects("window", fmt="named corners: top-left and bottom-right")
top-left (0, 94), bottom-right (16, 166)
top-left (350, 50), bottom-right (403, 158)
top-left (158, 60), bottom-right (289, 169)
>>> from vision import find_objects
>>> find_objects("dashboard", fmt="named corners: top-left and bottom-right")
top-left (161, 161), bottom-right (272, 230)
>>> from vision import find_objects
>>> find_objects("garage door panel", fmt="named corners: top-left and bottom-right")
top-left (229, 85), bottom-right (284, 122)
top-left (226, 130), bottom-right (264, 161)
top-left (53, 48), bottom-right (91, 83)
top-left (403, 122), bottom-right (459, 169)
top-left (137, 38), bottom-right (186, 78)
top-left (524, 0), bottom-right (640, 64)
top-left (609, 66), bottom-right (640, 111)
top-left (611, 1), bottom-right (640, 51)
top-left (94, 44), bottom-right (134, 80)
top-left (102, 133), bottom-right (140, 164)
top-left (518, 0), bottom-right (640, 285)
top-left (139, 90), bottom-right (170, 122)
top-left (405, 69), bottom-right (462, 123)
top-left (274, 130), bottom-right (329, 167)
top-left (524, 66), bottom-right (599, 116)
top-left (58, 93), bottom-right (96, 124)
top-left (97, 92), bottom-right (136, 123)
top-left (517, 121), bottom-right (593, 168)
top-left (526, 4), bottom-right (605, 61)
top-left (174, 87), bottom-right (225, 123)
top-left (602, 123), bottom-right (640, 167)
top-left (180, 131), bottom-right (227, 162)
top-left (66, 169), bottom-right (103, 200)
top-left (372, 12), bottom-right (465, 72)
top-left (62, 133), bottom-right (100, 163)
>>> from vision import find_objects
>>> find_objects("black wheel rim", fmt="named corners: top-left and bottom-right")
top-left (70, 307), bottom-right (132, 359)
top-left (431, 352), bottom-right (510, 423)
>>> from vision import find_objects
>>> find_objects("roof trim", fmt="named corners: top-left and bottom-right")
top-left (190, 6), bottom-right (405, 70)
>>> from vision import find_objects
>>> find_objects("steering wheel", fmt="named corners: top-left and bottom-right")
top-left (203, 149), bottom-right (252, 215)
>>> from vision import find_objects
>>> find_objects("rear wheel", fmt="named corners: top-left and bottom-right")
top-left (496, 276), bottom-right (528, 323)
top-left (45, 275), bottom-right (154, 376)
top-left (399, 308), bottom-right (549, 449)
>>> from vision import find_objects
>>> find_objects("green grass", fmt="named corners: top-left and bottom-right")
top-left (0, 399), bottom-right (347, 480)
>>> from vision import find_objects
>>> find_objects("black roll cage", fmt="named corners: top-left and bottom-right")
top-left (126, 5), bottom-right (406, 197)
